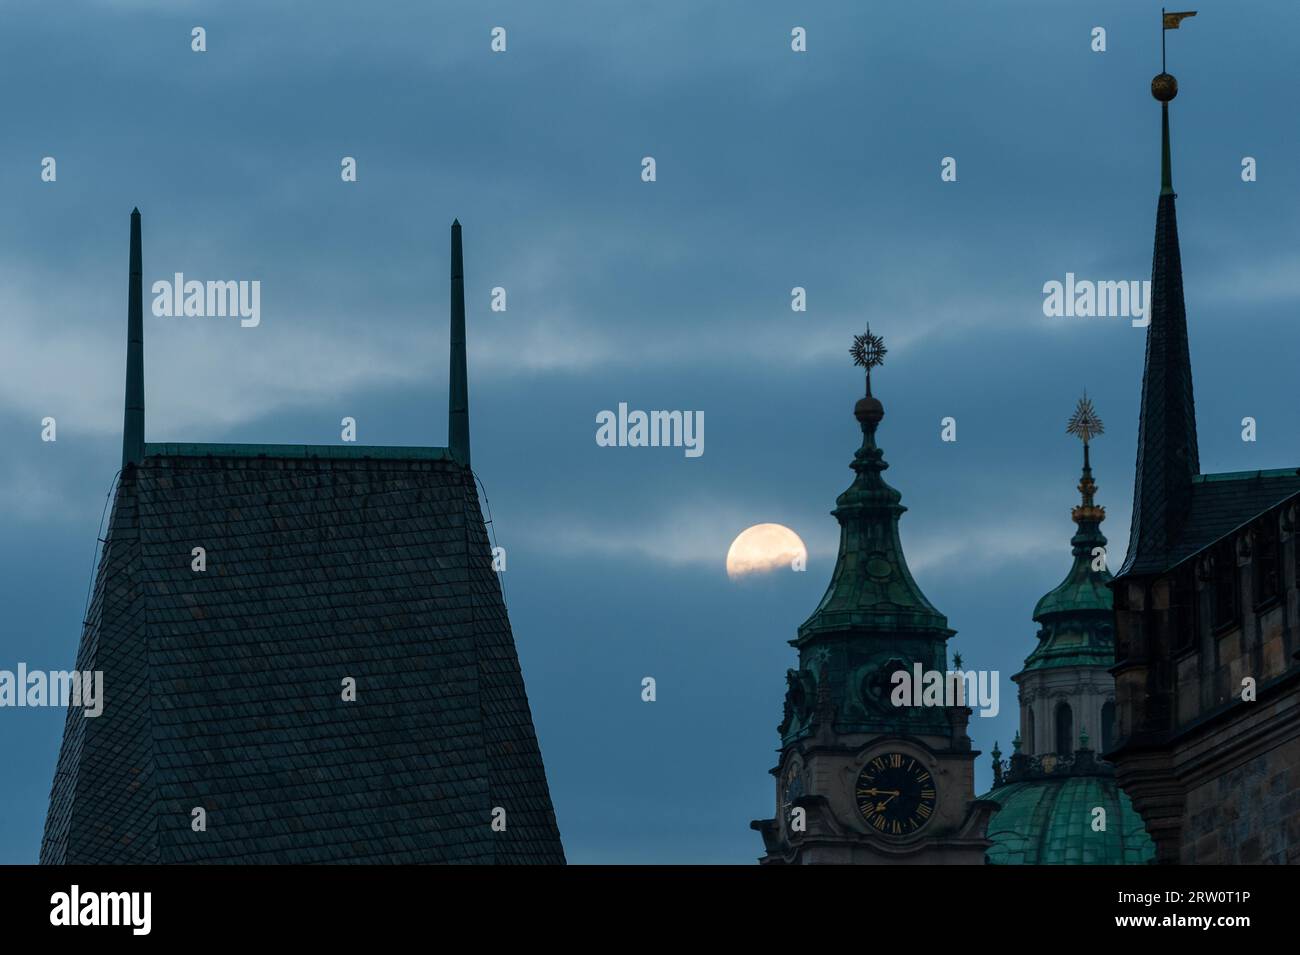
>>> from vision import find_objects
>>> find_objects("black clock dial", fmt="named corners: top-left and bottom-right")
top-left (855, 753), bottom-right (936, 836)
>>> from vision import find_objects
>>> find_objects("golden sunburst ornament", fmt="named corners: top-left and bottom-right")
top-left (850, 328), bottom-right (886, 394)
top-left (1067, 393), bottom-right (1104, 445)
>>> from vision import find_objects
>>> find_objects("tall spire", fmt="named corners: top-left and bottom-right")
top-left (1118, 67), bottom-right (1199, 577)
top-left (122, 208), bottom-right (144, 469)
top-left (448, 219), bottom-right (470, 469)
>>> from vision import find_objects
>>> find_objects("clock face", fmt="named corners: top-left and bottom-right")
top-left (855, 753), bottom-right (936, 836)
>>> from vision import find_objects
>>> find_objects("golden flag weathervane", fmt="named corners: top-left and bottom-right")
top-left (1162, 9), bottom-right (1197, 72)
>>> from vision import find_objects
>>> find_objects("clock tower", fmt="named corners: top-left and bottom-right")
top-left (751, 331), bottom-right (995, 864)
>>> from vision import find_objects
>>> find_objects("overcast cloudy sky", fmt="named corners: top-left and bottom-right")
top-left (2, 0), bottom-right (1298, 863)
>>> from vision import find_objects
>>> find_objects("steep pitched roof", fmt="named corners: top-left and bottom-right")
top-left (1156, 469), bottom-right (1300, 574)
top-left (42, 447), bottom-right (564, 864)
top-left (45, 212), bottom-right (560, 864)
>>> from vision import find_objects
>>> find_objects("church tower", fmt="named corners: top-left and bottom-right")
top-left (751, 331), bottom-right (994, 864)
top-left (1106, 13), bottom-right (1300, 864)
top-left (980, 396), bottom-right (1154, 864)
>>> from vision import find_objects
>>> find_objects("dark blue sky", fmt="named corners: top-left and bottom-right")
top-left (2, 1), bottom-right (1298, 863)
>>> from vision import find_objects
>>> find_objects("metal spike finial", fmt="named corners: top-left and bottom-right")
top-left (849, 328), bottom-right (886, 396)
top-left (122, 208), bottom-right (144, 469)
top-left (448, 220), bottom-right (470, 469)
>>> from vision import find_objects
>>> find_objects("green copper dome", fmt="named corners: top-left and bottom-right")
top-left (981, 773), bottom-right (1154, 865)
top-left (1031, 525), bottom-right (1112, 620)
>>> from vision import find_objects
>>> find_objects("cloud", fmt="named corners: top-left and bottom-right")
top-left (0, 278), bottom-right (436, 439)
top-left (0, 459), bottom-right (107, 526)
top-left (0, 244), bottom-right (1054, 445)
top-left (905, 518), bottom-right (1065, 576)
top-left (516, 501), bottom-right (812, 571)
top-left (1204, 252), bottom-right (1300, 308)
top-left (506, 496), bottom-right (1097, 584)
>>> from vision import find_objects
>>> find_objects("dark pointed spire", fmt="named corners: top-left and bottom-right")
top-left (448, 219), bottom-right (470, 469)
top-left (122, 208), bottom-right (144, 469)
top-left (1119, 73), bottom-right (1199, 577)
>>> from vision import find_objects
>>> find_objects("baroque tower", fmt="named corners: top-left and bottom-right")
top-left (751, 331), bottom-right (994, 864)
top-left (980, 397), bottom-right (1154, 864)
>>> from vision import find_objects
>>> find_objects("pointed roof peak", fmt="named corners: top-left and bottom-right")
top-left (122, 208), bottom-right (145, 468)
top-left (448, 219), bottom-right (469, 468)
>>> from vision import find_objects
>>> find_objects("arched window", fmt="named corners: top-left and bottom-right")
top-left (1026, 710), bottom-right (1036, 755)
top-left (1055, 702), bottom-right (1073, 756)
top-left (1101, 701), bottom-right (1116, 754)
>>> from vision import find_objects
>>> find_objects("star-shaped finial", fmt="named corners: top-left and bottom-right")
top-left (849, 328), bottom-right (886, 395)
top-left (1066, 393), bottom-right (1104, 445)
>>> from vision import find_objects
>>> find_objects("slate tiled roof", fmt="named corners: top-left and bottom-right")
top-left (41, 448), bottom-right (564, 864)
top-left (1118, 463), bottom-right (1300, 581)
top-left (1161, 470), bottom-right (1300, 573)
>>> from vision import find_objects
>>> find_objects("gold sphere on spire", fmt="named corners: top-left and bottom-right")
top-left (1151, 72), bottom-right (1178, 102)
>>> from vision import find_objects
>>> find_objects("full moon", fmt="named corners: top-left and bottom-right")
top-left (726, 523), bottom-right (807, 579)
